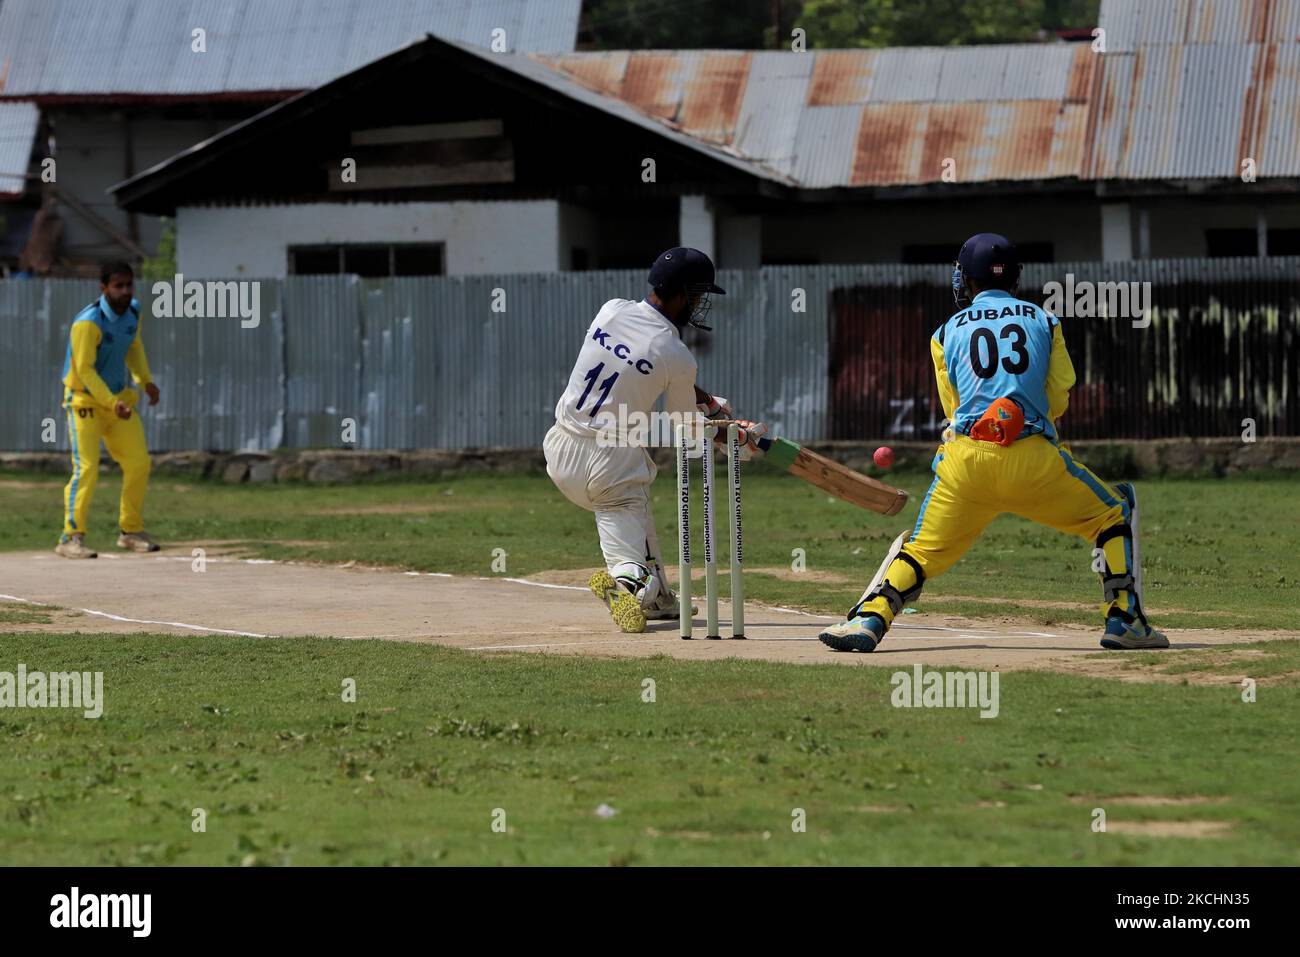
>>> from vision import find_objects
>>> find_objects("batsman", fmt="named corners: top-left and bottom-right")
top-left (544, 247), bottom-right (764, 634)
top-left (820, 233), bottom-right (1167, 653)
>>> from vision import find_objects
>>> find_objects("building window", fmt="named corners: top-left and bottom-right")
top-left (1267, 229), bottom-right (1300, 255)
top-left (1207, 229), bottom-right (1300, 257)
top-left (288, 243), bottom-right (445, 276)
top-left (1206, 229), bottom-right (1257, 258)
top-left (1015, 242), bottom-right (1054, 263)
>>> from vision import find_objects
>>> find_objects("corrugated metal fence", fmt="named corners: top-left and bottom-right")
top-left (826, 259), bottom-right (1299, 441)
top-left (0, 259), bottom-right (1295, 452)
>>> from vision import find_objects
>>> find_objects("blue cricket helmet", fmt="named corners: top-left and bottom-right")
top-left (648, 247), bottom-right (725, 330)
top-left (952, 232), bottom-right (1021, 308)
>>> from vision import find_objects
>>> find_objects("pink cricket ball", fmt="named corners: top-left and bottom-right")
top-left (873, 446), bottom-right (895, 468)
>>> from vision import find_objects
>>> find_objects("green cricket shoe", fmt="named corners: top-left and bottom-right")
top-left (819, 613), bottom-right (885, 653)
top-left (1100, 614), bottom-right (1169, 649)
top-left (589, 570), bottom-right (646, 634)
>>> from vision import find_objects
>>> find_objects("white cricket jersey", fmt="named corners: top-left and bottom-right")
top-left (553, 298), bottom-right (698, 441)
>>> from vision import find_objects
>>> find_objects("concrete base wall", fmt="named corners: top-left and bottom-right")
top-left (6, 438), bottom-right (1298, 484)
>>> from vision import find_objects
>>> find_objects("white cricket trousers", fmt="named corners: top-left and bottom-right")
top-left (543, 423), bottom-right (668, 579)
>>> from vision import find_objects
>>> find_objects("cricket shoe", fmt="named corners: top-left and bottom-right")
top-left (589, 570), bottom-right (646, 634)
top-left (55, 533), bottom-right (97, 559)
top-left (1100, 615), bottom-right (1169, 650)
top-left (117, 530), bottom-right (161, 553)
top-left (819, 613), bottom-right (886, 653)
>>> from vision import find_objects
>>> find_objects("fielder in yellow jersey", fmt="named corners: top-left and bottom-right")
top-left (56, 261), bottom-right (162, 559)
top-left (820, 233), bottom-right (1167, 652)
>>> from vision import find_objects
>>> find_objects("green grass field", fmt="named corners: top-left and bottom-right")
top-left (2, 466), bottom-right (1298, 865)
top-left (2, 630), bottom-right (1297, 866)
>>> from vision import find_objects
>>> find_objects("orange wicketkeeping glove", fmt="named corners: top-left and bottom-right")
top-left (969, 397), bottom-right (1025, 447)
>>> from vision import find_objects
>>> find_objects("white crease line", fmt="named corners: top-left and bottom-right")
top-left (769, 604), bottom-right (837, 619)
top-left (746, 632), bottom-right (1000, 642)
top-left (700, 603), bottom-right (1064, 639)
top-left (1, 592), bottom-right (270, 638)
top-left (428, 577), bottom-right (1064, 638)
top-left (79, 609), bottom-right (270, 637)
top-left (470, 633), bottom-right (1009, 649)
top-left (0, 594), bottom-right (51, 606)
top-left (425, 573), bottom-right (587, 592)
top-left (501, 577), bottom-right (586, 592)
top-left (891, 621), bottom-right (1062, 639)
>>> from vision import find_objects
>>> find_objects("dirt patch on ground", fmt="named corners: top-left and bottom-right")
top-left (531, 566), bottom-right (881, 589)
top-left (1069, 795), bottom-right (1229, 807)
top-left (1103, 821), bottom-right (1233, 838)
top-left (0, 479), bottom-right (62, 489)
top-left (1063, 649), bottom-right (1295, 686)
top-left (1, 551), bottom-right (1295, 677)
top-left (307, 503), bottom-right (458, 516)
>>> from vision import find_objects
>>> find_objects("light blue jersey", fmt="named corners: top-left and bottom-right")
top-left (62, 295), bottom-right (141, 396)
top-left (933, 289), bottom-right (1062, 442)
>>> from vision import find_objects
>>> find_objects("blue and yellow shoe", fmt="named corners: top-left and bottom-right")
top-left (819, 613), bottom-right (885, 653)
top-left (589, 570), bottom-right (646, 634)
top-left (1100, 614), bottom-right (1168, 650)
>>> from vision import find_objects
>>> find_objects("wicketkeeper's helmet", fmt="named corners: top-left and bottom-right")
top-left (952, 232), bottom-right (1021, 308)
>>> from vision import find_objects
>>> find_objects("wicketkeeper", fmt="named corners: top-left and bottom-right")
top-left (820, 233), bottom-right (1166, 652)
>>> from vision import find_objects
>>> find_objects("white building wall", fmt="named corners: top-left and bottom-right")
top-left (1100, 203), bottom-right (1133, 261)
top-left (176, 200), bottom-right (562, 277)
top-left (678, 195), bottom-right (715, 260)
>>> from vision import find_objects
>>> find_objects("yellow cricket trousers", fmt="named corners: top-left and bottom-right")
top-left (860, 434), bottom-right (1136, 628)
top-left (62, 398), bottom-right (152, 536)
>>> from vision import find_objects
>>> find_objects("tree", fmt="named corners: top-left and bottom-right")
top-left (140, 219), bottom-right (176, 282)
top-left (576, 0), bottom-right (1100, 50)
top-left (578, 0), bottom-right (796, 49)
top-left (795, 0), bottom-right (1099, 48)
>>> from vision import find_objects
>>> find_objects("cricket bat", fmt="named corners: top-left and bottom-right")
top-left (753, 434), bottom-right (909, 516)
